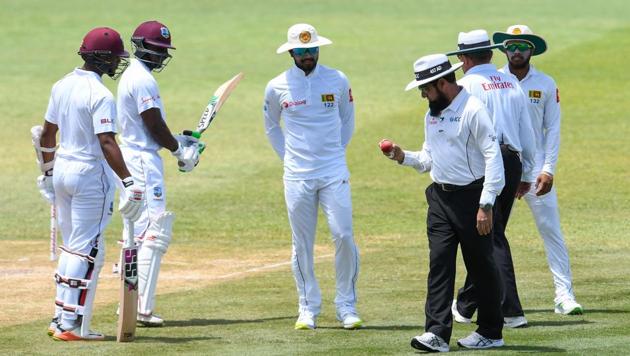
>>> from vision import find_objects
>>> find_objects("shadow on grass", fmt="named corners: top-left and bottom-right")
top-left (500, 345), bottom-right (566, 353)
top-left (524, 308), bottom-right (629, 314)
top-left (318, 324), bottom-right (422, 331)
top-left (165, 315), bottom-right (294, 327)
top-left (526, 319), bottom-right (593, 327)
top-left (135, 335), bottom-right (220, 343)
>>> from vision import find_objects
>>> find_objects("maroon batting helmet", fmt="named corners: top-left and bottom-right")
top-left (79, 27), bottom-right (129, 57)
top-left (132, 20), bottom-right (175, 49)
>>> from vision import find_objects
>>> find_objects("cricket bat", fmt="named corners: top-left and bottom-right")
top-left (186, 72), bottom-right (244, 140)
top-left (30, 125), bottom-right (57, 261)
top-left (117, 220), bottom-right (138, 342)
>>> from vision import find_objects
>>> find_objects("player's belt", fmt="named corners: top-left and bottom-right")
top-left (435, 177), bottom-right (484, 192)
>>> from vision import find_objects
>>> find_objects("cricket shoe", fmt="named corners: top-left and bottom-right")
top-left (137, 313), bottom-right (164, 327)
top-left (52, 325), bottom-right (105, 341)
top-left (47, 317), bottom-right (59, 337)
top-left (555, 300), bottom-right (583, 315)
top-left (504, 315), bottom-right (528, 328)
top-left (451, 300), bottom-right (472, 324)
top-left (410, 332), bottom-right (449, 352)
top-left (457, 331), bottom-right (504, 349)
top-left (336, 309), bottom-right (364, 329)
top-left (294, 310), bottom-right (316, 330)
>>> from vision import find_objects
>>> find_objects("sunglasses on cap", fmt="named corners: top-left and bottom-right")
top-left (505, 42), bottom-right (533, 52)
top-left (292, 47), bottom-right (319, 56)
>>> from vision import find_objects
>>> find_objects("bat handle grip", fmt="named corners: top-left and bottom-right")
top-left (182, 130), bottom-right (202, 139)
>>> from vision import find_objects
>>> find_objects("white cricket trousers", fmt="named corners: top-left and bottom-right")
top-left (284, 175), bottom-right (360, 316)
top-left (53, 157), bottom-right (113, 325)
top-left (119, 146), bottom-right (168, 315)
top-left (523, 185), bottom-right (576, 304)
top-left (119, 147), bottom-right (166, 237)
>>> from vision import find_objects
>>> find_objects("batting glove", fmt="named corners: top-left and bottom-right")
top-left (119, 177), bottom-right (144, 222)
top-left (36, 174), bottom-right (55, 205)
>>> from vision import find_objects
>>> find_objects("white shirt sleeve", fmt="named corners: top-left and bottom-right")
top-left (263, 82), bottom-right (285, 160)
top-left (92, 94), bottom-right (117, 135)
top-left (542, 82), bottom-right (561, 175)
top-left (338, 73), bottom-right (355, 148)
top-left (135, 80), bottom-right (161, 115)
top-left (470, 106), bottom-right (504, 205)
top-left (44, 84), bottom-right (58, 124)
top-left (401, 115), bottom-right (432, 173)
top-left (517, 88), bottom-right (537, 183)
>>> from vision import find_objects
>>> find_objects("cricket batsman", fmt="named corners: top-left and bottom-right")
top-left (38, 27), bottom-right (145, 340)
top-left (116, 20), bottom-right (201, 326)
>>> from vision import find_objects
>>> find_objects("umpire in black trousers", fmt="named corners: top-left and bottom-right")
top-left (382, 53), bottom-right (506, 352)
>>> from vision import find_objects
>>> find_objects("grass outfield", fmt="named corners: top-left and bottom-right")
top-left (1, 0), bottom-right (630, 354)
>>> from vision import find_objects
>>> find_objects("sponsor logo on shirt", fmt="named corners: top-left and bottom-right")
top-left (141, 95), bottom-right (160, 104)
top-left (429, 117), bottom-right (439, 125)
top-left (482, 75), bottom-right (515, 91)
top-left (282, 99), bottom-right (307, 108)
top-left (449, 116), bottom-right (461, 122)
top-left (528, 90), bottom-right (542, 98)
top-left (101, 118), bottom-right (113, 124)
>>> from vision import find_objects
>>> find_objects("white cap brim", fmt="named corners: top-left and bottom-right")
top-left (276, 36), bottom-right (332, 54)
top-left (404, 62), bottom-right (463, 91)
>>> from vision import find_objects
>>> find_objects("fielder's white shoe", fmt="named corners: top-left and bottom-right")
top-left (294, 310), bottom-right (316, 330)
top-left (336, 309), bottom-right (364, 329)
top-left (457, 331), bottom-right (504, 349)
top-left (411, 332), bottom-right (449, 352)
top-left (137, 313), bottom-right (164, 327)
top-left (504, 315), bottom-right (528, 328)
top-left (451, 299), bottom-right (472, 324)
top-left (555, 300), bottom-right (584, 315)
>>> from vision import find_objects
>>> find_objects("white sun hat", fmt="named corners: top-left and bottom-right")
top-left (445, 29), bottom-right (504, 56)
top-left (276, 23), bottom-right (332, 54)
top-left (404, 54), bottom-right (463, 91)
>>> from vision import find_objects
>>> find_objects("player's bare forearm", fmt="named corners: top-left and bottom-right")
top-left (140, 108), bottom-right (179, 152)
top-left (98, 132), bottom-right (131, 180)
top-left (40, 121), bottom-right (58, 163)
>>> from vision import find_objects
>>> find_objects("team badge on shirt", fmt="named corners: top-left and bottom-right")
top-left (154, 186), bottom-right (163, 200)
top-left (321, 94), bottom-right (335, 102)
top-left (528, 90), bottom-right (542, 98)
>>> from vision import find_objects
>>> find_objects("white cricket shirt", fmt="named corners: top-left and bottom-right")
top-left (117, 58), bottom-right (166, 151)
top-left (402, 89), bottom-right (505, 205)
top-left (500, 64), bottom-right (561, 175)
top-left (263, 64), bottom-right (355, 180)
top-left (44, 68), bottom-right (117, 161)
top-left (458, 63), bottom-right (536, 182)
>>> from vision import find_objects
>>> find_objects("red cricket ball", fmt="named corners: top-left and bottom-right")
top-left (380, 140), bottom-right (393, 153)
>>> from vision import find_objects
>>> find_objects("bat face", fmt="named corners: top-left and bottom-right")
top-left (117, 222), bottom-right (138, 342)
top-left (117, 246), bottom-right (138, 342)
top-left (195, 73), bottom-right (243, 134)
top-left (196, 95), bottom-right (219, 133)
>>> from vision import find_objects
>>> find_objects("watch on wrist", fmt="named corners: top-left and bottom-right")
top-left (479, 203), bottom-right (493, 212)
